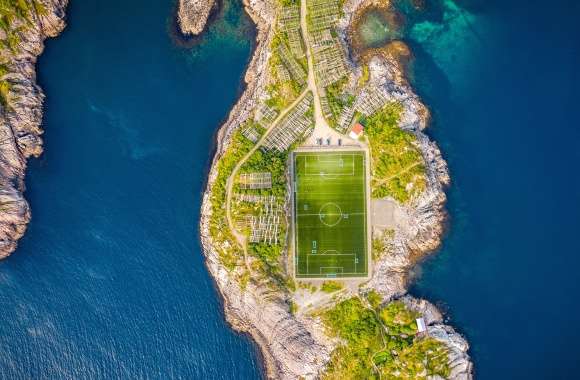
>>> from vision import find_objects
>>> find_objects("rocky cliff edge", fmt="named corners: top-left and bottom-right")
top-left (0, 0), bottom-right (69, 259)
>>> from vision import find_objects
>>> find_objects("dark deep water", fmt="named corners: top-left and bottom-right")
top-left (0, 0), bottom-right (579, 378)
top-left (0, 0), bottom-right (263, 378)
top-left (403, 0), bottom-right (580, 379)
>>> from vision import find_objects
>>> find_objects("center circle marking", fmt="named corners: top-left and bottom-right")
top-left (319, 203), bottom-right (343, 227)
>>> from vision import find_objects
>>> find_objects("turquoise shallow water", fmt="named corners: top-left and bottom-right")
top-left (0, 0), bottom-right (579, 378)
top-left (355, 9), bottom-right (396, 48)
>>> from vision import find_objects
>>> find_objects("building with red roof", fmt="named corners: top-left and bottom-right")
top-left (349, 123), bottom-right (364, 140)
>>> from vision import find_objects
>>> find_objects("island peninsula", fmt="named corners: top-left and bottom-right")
top-left (0, 0), bottom-right (68, 259)
top-left (196, 0), bottom-right (474, 378)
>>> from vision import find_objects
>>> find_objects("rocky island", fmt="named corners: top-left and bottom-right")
top-left (200, 0), bottom-right (473, 378)
top-left (0, 0), bottom-right (68, 259)
top-left (177, 0), bottom-right (218, 36)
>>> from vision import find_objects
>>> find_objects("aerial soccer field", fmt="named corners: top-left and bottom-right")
top-left (292, 150), bottom-right (369, 278)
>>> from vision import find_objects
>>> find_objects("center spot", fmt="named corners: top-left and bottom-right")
top-left (319, 203), bottom-right (343, 227)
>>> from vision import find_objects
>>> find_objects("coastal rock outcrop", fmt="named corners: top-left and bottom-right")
top-left (177, 0), bottom-right (217, 36)
top-left (0, 0), bottom-right (69, 259)
top-left (403, 297), bottom-right (473, 380)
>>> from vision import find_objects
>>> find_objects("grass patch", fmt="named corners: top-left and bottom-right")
top-left (0, 0), bottom-right (52, 109)
top-left (289, 300), bottom-right (298, 314)
top-left (248, 243), bottom-right (287, 283)
top-left (0, 80), bottom-right (12, 109)
top-left (234, 147), bottom-right (289, 282)
top-left (277, 0), bottom-right (299, 6)
top-left (358, 64), bottom-right (370, 88)
top-left (298, 282), bottom-right (318, 293)
top-left (293, 151), bottom-right (368, 278)
top-left (366, 290), bottom-right (382, 309)
top-left (322, 297), bottom-right (450, 380)
top-left (372, 228), bottom-right (394, 260)
top-left (209, 130), bottom-right (254, 270)
top-left (325, 77), bottom-right (353, 127)
top-left (363, 102), bottom-right (427, 203)
top-left (321, 280), bottom-right (343, 293)
top-left (238, 148), bottom-right (288, 196)
top-left (266, 33), bottom-right (303, 111)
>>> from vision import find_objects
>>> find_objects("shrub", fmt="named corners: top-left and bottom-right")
top-left (322, 297), bottom-right (450, 379)
top-left (321, 280), bottom-right (344, 293)
top-left (364, 103), bottom-right (427, 203)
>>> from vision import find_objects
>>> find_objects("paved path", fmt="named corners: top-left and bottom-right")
top-left (300, 0), bottom-right (330, 133)
top-left (224, 0), bottom-right (370, 274)
top-left (224, 0), bottom-right (326, 264)
top-left (372, 162), bottom-right (422, 187)
top-left (225, 89), bottom-right (310, 272)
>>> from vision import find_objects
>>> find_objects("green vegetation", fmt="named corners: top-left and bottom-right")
top-left (298, 281), bottom-right (318, 293)
top-left (209, 130), bottom-right (253, 270)
top-left (321, 280), bottom-right (343, 293)
top-left (212, 128), bottom-right (291, 287)
top-left (372, 236), bottom-right (385, 260)
top-left (372, 228), bottom-right (394, 260)
top-left (266, 33), bottom-right (304, 111)
top-left (358, 64), bottom-right (370, 88)
top-left (0, 79), bottom-right (11, 108)
top-left (363, 102), bottom-right (427, 203)
top-left (233, 146), bottom-right (290, 284)
top-left (289, 300), bottom-right (298, 314)
top-left (325, 77), bottom-right (353, 127)
top-left (366, 290), bottom-right (382, 309)
top-left (0, 0), bottom-right (51, 110)
top-left (1, 0), bottom-right (35, 31)
top-left (238, 148), bottom-right (288, 196)
top-left (322, 297), bottom-right (380, 379)
top-left (265, 72), bottom-right (301, 111)
top-left (238, 271), bottom-right (250, 290)
top-left (0, 62), bottom-right (8, 77)
top-left (294, 151), bottom-right (368, 278)
top-left (248, 242), bottom-right (287, 285)
top-left (322, 297), bottom-right (450, 380)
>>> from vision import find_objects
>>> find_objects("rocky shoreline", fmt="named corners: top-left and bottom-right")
top-left (200, 0), bottom-right (473, 378)
top-left (0, 0), bottom-right (69, 259)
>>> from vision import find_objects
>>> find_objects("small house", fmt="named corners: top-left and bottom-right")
top-left (416, 317), bottom-right (427, 333)
top-left (349, 123), bottom-right (364, 140)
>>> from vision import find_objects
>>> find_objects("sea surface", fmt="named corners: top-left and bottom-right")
top-left (402, 0), bottom-right (580, 379)
top-left (0, 0), bottom-right (579, 379)
top-left (0, 0), bottom-right (262, 378)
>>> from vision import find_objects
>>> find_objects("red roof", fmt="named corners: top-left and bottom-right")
top-left (351, 123), bottom-right (364, 135)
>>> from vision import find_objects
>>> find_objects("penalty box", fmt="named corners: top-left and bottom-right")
top-left (291, 149), bottom-right (370, 279)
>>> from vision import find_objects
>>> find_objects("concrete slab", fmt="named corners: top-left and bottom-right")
top-left (371, 198), bottom-right (396, 229)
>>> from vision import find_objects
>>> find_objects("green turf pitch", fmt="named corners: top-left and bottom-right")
top-left (293, 151), bottom-right (368, 278)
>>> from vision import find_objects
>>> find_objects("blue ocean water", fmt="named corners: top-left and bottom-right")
top-left (0, 0), bottom-right (262, 378)
top-left (404, 0), bottom-right (580, 379)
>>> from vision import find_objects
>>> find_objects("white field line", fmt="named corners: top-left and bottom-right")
top-left (293, 152), bottom-right (368, 277)
top-left (303, 154), bottom-right (356, 176)
top-left (296, 211), bottom-right (365, 216)
top-left (320, 267), bottom-right (344, 274)
top-left (296, 192), bottom-right (366, 196)
top-left (297, 272), bottom-right (366, 277)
